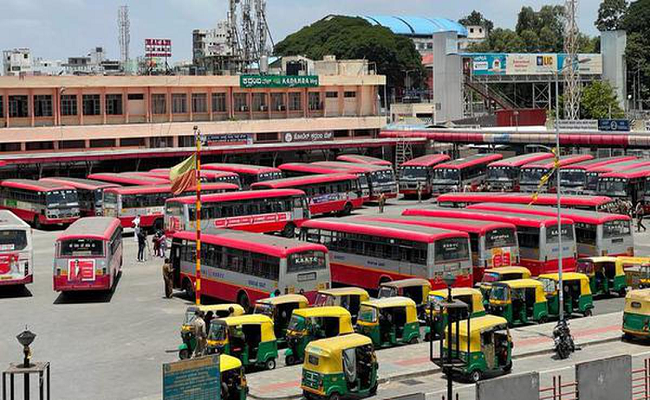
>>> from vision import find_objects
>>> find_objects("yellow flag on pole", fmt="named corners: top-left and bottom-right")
top-left (169, 154), bottom-right (196, 195)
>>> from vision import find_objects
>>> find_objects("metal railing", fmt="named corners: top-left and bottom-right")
top-left (633, 358), bottom-right (650, 400)
top-left (539, 375), bottom-right (578, 400)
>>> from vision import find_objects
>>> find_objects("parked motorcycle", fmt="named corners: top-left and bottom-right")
top-left (553, 319), bottom-right (575, 359)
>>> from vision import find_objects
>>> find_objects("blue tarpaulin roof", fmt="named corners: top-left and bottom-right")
top-left (359, 15), bottom-right (468, 37)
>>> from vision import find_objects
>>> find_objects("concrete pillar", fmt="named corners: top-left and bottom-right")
top-left (601, 31), bottom-right (627, 110)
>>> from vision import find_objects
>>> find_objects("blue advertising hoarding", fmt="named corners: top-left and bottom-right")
top-left (470, 54), bottom-right (507, 76)
top-left (163, 355), bottom-right (220, 400)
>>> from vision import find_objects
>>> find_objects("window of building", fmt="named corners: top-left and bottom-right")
top-left (127, 93), bottom-right (144, 100)
top-left (60, 95), bottom-right (77, 116)
top-left (33, 95), bottom-right (53, 117)
top-left (212, 93), bottom-right (226, 112)
top-left (105, 94), bottom-right (123, 115)
top-left (172, 94), bottom-right (187, 114)
top-left (270, 93), bottom-right (285, 111)
top-left (152, 94), bottom-right (166, 115)
top-left (82, 94), bottom-right (101, 116)
top-left (256, 132), bottom-right (278, 142)
top-left (252, 93), bottom-right (267, 112)
top-left (344, 91), bottom-right (357, 98)
top-left (233, 93), bottom-right (248, 112)
top-left (8, 95), bottom-right (29, 118)
top-left (308, 92), bottom-right (321, 110)
top-left (191, 93), bottom-right (207, 113)
top-left (325, 91), bottom-right (338, 98)
top-left (288, 93), bottom-right (302, 111)
top-left (0, 95), bottom-right (4, 118)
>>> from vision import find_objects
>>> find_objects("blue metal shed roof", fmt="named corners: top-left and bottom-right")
top-left (359, 15), bottom-right (468, 37)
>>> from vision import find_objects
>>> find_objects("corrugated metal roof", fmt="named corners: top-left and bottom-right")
top-left (360, 15), bottom-right (468, 37)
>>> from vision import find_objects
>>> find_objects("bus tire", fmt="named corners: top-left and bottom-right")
top-left (33, 216), bottom-right (41, 230)
top-left (339, 202), bottom-right (353, 216)
top-left (183, 278), bottom-right (195, 300)
top-left (238, 291), bottom-right (251, 313)
top-left (282, 223), bottom-right (296, 238)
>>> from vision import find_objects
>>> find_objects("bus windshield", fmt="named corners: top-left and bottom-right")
top-left (603, 220), bottom-right (631, 238)
top-left (94, 189), bottom-right (105, 208)
top-left (0, 230), bottom-right (28, 251)
top-left (401, 166), bottom-right (428, 180)
top-left (357, 305), bottom-right (377, 323)
top-left (103, 191), bottom-right (118, 207)
top-left (434, 237), bottom-right (470, 262)
top-left (47, 190), bottom-right (78, 207)
top-left (433, 169), bottom-right (460, 183)
top-left (60, 239), bottom-right (104, 257)
top-left (487, 166), bottom-right (515, 181)
top-left (287, 251), bottom-right (327, 273)
top-left (258, 172), bottom-right (283, 182)
top-left (520, 168), bottom-right (548, 185)
top-left (370, 170), bottom-right (395, 184)
top-left (490, 286), bottom-right (509, 301)
top-left (599, 178), bottom-right (628, 196)
top-left (560, 169), bottom-right (585, 187)
top-left (586, 173), bottom-right (600, 191)
top-left (485, 228), bottom-right (517, 249)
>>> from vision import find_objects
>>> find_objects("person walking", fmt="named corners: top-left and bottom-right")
top-left (133, 215), bottom-right (141, 243)
top-left (137, 228), bottom-right (147, 262)
top-left (636, 202), bottom-right (646, 232)
top-left (162, 258), bottom-right (174, 298)
top-left (416, 182), bottom-right (423, 203)
top-left (192, 310), bottom-right (207, 357)
top-left (378, 193), bottom-right (386, 213)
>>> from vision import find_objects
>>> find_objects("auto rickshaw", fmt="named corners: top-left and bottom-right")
top-left (220, 354), bottom-right (247, 400)
top-left (478, 266), bottom-right (532, 301)
top-left (488, 279), bottom-right (549, 326)
top-left (254, 294), bottom-right (309, 347)
top-left (425, 288), bottom-right (486, 340)
top-left (436, 315), bottom-right (512, 383)
top-left (314, 288), bottom-right (370, 323)
top-left (178, 304), bottom-right (245, 359)
top-left (301, 333), bottom-right (378, 400)
top-left (576, 257), bottom-right (627, 297)
top-left (538, 273), bottom-right (594, 318)
top-left (622, 289), bottom-right (650, 340)
top-left (378, 278), bottom-right (431, 319)
top-left (355, 297), bottom-right (420, 348)
top-left (285, 306), bottom-right (354, 366)
top-left (621, 257), bottom-right (650, 289)
top-left (206, 315), bottom-right (278, 370)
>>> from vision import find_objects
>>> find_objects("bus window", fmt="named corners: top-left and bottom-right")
top-left (287, 251), bottom-right (327, 273)
top-left (434, 238), bottom-right (470, 262)
top-left (0, 230), bottom-right (28, 251)
top-left (574, 223), bottom-right (597, 246)
top-left (603, 220), bottom-right (631, 238)
top-left (485, 228), bottom-right (517, 249)
top-left (60, 239), bottom-right (104, 257)
top-left (547, 224), bottom-right (574, 243)
top-left (517, 226), bottom-right (540, 249)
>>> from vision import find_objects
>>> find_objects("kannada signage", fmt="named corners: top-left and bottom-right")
top-left (555, 120), bottom-right (599, 131)
top-left (282, 131), bottom-right (334, 143)
top-left (598, 119), bottom-right (631, 132)
top-left (163, 355), bottom-right (220, 400)
top-left (205, 133), bottom-right (253, 146)
top-left (145, 38), bottom-right (172, 58)
top-left (240, 75), bottom-right (319, 89)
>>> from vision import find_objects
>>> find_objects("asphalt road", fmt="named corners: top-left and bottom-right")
top-left (0, 198), bottom-right (644, 399)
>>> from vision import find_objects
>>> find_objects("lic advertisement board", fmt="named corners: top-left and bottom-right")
top-left (467, 53), bottom-right (601, 76)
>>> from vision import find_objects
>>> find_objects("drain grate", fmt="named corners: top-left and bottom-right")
top-left (399, 379), bottom-right (424, 385)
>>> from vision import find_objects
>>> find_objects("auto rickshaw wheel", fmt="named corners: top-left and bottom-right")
top-left (328, 393), bottom-right (341, 400)
top-left (538, 316), bottom-right (548, 324)
top-left (408, 337), bottom-right (419, 345)
top-left (504, 361), bottom-right (513, 372)
top-left (237, 292), bottom-right (250, 313)
top-left (469, 370), bottom-right (482, 383)
top-left (583, 308), bottom-right (593, 317)
top-left (265, 358), bottom-right (276, 370)
top-left (285, 354), bottom-right (296, 366)
top-left (619, 288), bottom-right (628, 297)
top-left (179, 348), bottom-right (191, 360)
top-left (370, 382), bottom-right (378, 395)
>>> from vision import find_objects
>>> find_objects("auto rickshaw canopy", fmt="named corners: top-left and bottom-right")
top-left (491, 279), bottom-right (547, 303)
top-left (291, 306), bottom-right (354, 334)
top-left (429, 288), bottom-right (485, 313)
top-left (219, 314), bottom-right (276, 342)
top-left (617, 257), bottom-right (650, 268)
top-left (625, 289), bottom-right (650, 314)
top-left (539, 273), bottom-right (592, 295)
top-left (483, 266), bottom-right (532, 279)
top-left (186, 304), bottom-right (245, 316)
top-left (256, 294), bottom-right (309, 307)
top-left (380, 278), bottom-right (431, 290)
top-left (444, 315), bottom-right (509, 353)
top-left (304, 333), bottom-right (373, 374)
top-left (578, 257), bottom-right (623, 276)
top-left (359, 297), bottom-right (418, 324)
top-left (220, 354), bottom-right (243, 372)
top-left (318, 287), bottom-right (370, 299)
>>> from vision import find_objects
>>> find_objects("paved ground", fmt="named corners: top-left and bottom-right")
top-left (0, 198), bottom-right (646, 399)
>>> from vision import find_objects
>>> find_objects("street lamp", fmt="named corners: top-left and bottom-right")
top-left (16, 329), bottom-right (36, 368)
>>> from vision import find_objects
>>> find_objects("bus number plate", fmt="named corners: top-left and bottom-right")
top-left (297, 272), bottom-right (317, 282)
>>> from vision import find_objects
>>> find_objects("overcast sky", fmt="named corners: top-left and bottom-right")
top-left (0, 0), bottom-right (602, 62)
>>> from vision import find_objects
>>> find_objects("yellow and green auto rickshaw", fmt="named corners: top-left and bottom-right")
top-left (478, 267), bottom-right (532, 301)
top-left (301, 333), bottom-right (378, 400)
top-left (314, 288), bottom-right (370, 323)
top-left (378, 278), bottom-right (431, 318)
top-left (220, 354), bottom-right (247, 400)
top-left (207, 315), bottom-right (278, 370)
top-left (621, 257), bottom-right (650, 289)
top-left (622, 289), bottom-right (650, 340)
top-left (425, 288), bottom-right (486, 340)
top-left (285, 306), bottom-right (354, 366)
top-left (576, 257), bottom-right (627, 297)
top-left (436, 315), bottom-right (512, 383)
top-left (178, 304), bottom-right (245, 359)
top-left (355, 297), bottom-right (420, 348)
top-left (254, 294), bottom-right (309, 347)
top-left (488, 279), bottom-right (549, 326)
top-left (538, 273), bottom-right (594, 318)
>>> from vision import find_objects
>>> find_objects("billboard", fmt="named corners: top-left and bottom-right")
top-left (557, 54), bottom-right (602, 75)
top-left (240, 75), bottom-right (319, 89)
top-left (466, 53), bottom-right (602, 76)
top-left (145, 38), bottom-right (172, 58)
top-left (470, 54), bottom-right (506, 76)
top-left (506, 54), bottom-right (557, 75)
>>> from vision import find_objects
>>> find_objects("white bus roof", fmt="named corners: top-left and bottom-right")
top-left (0, 210), bottom-right (30, 229)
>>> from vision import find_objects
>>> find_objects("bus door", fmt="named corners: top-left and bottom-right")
top-left (292, 197), bottom-right (308, 220)
top-left (171, 238), bottom-right (182, 287)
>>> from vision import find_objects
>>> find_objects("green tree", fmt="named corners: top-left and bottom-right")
top-left (620, 0), bottom-right (650, 103)
top-left (458, 10), bottom-right (494, 33)
top-left (274, 16), bottom-right (424, 91)
top-left (595, 0), bottom-right (628, 31)
top-left (580, 81), bottom-right (624, 119)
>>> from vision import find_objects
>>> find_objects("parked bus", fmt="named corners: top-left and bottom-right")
top-left (300, 217), bottom-right (473, 290)
top-left (398, 154), bottom-right (451, 197)
top-left (597, 166), bottom-right (650, 206)
top-left (165, 189), bottom-right (309, 238)
top-left (148, 169), bottom-right (242, 188)
top-left (40, 177), bottom-right (119, 217)
top-left (558, 156), bottom-right (637, 194)
top-left (336, 154), bottom-right (392, 167)
top-left (250, 174), bottom-right (363, 216)
top-left (0, 211), bottom-right (33, 287)
top-left (103, 183), bottom-right (238, 230)
top-left (486, 152), bottom-right (554, 192)
top-left (468, 203), bottom-right (634, 258)
top-left (87, 172), bottom-right (169, 186)
top-left (313, 161), bottom-right (398, 200)
top-left (278, 163), bottom-right (371, 201)
top-left (519, 154), bottom-right (594, 193)
top-left (201, 163), bottom-right (283, 188)
top-left (585, 159), bottom-right (650, 194)
top-left (435, 192), bottom-right (614, 212)
top-left (403, 208), bottom-right (577, 276)
top-left (0, 179), bottom-right (80, 228)
top-left (431, 153), bottom-right (503, 194)
top-left (360, 215), bottom-right (519, 282)
top-left (170, 230), bottom-right (331, 308)
top-left (53, 217), bottom-right (123, 292)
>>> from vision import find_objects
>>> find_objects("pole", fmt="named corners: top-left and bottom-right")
top-left (555, 73), bottom-right (564, 322)
top-left (194, 128), bottom-right (202, 306)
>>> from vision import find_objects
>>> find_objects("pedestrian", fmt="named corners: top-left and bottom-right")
top-left (636, 202), bottom-right (646, 232)
top-left (137, 228), bottom-right (146, 262)
top-left (416, 182), bottom-right (422, 203)
top-left (162, 258), bottom-right (174, 298)
top-left (192, 310), bottom-right (207, 357)
top-left (133, 214), bottom-right (141, 243)
top-left (378, 193), bottom-right (386, 213)
top-left (270, 289), bottom-right (281, 298)
top-left (159, 231), bottom-right (167, 257)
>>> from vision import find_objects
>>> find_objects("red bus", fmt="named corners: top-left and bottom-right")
top-left (165, 189), bottom-right (309, 238)
top-left (87, 172), bottom-right (169, 186)
top-left (40, 178), bottom-right (119, 217)
top-left (336, 154), bottom-right (392, 167)
top-left (278, 163), bottom-right (371, 201)
top-left (359, 215), bottom-right (519, 282)
top-left (431, 153), bottom-right (503, 194)
top-left (403, 208), bottom-right (577, 276)
top-left (170, 230), bottom-right (331, 307)
top-left (559, 156), bottom-right (637, 194)
top-left (486, 152), bottom-right (554, 192)
top-left (436, 192), bottom-right (614, 212)
top-left (202, 163), bottom-right (283, 188)
top-left (313, 161), bottom-right (398, 200)
top-left (0, 179), bottom-right (80, 228)
top-left (398, 154), bottom-right (451, 197)
top-left (468, 203), bottom-right (634, 258)
top-left (519, 154), bottom-right (594, 193)
top-left (250, 174), bottom-right (363, 216)
top-left (597, 166), bottom-right (650, 206)
top-left (53, 217), bottom-right (123, 292)
top-left (103, 183), bottom-right (238, 230)
top-left (148, 169), bottom-right (242, 188)
top-left (300, 217), bottom-right (473, 290)
top-left (585, 159), bottom-right (650, 194)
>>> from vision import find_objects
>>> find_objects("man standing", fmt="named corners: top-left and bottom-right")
top-left (192, 310), bottom-right (207, 357)
top-left (133, 214), bottom-right (141, 243)
top-left (137, 228), bottom-right (147, 262)
top-left (378, 193), bottom-right (386, 213)
top-left (416, 182), bottom-right (422, 203)
top-left (162, 258), bottom-right (174, 298)
top-left (636, 202), bottom-right (646, 232)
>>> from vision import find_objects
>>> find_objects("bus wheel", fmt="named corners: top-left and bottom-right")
top-left (282, 223), bottom-right (296, 238)
top-left (183, 279), bottom-right (195, 300)
top-left (33, 216), bottom-right (41, 230)
top-left (339, 202), bottom-right (353, 216)
top-left (238, 292), bottom-right (250, 313)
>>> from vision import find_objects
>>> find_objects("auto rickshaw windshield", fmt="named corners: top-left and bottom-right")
top-left (254, 303), bottom-right (273, 317)
top-left (358, 305), bottom-right (378, 323)
top-left (490, 285), bottom-right (509, 301)
top-left (184, 311), bottom-right (197, 325)
top-left (288, 315), bottom-right (306, 332)
top-left (314, 293), bottom-right (336, 306)
top-left (378, 286), bottom-right (398, 298)
top-left (429, 295), bottom-right (445, 309)
top-left (208, 323), bottom-right (227, 341)
top-left (482, 272), bottom-right (500, 283)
